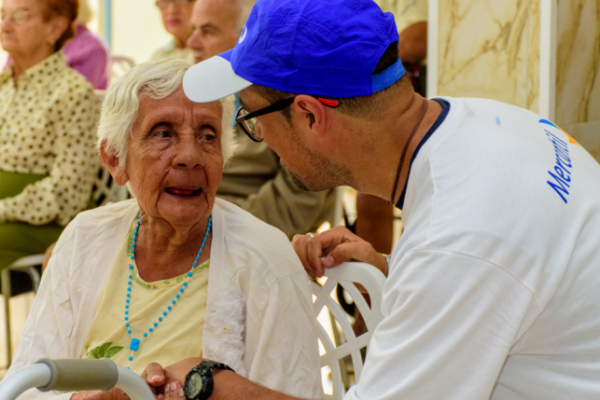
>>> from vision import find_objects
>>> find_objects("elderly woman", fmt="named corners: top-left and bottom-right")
top-left (0, 0), bottom-right (97, 293)
top-left (151, 0), bottom-right (195, 62)
top-left (6, 59), bottom-right (322, 400)
top-left (4, 0), bottom-right (110, 89)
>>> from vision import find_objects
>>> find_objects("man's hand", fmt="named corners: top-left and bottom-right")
top-left (292, 226), bottom-right (388, 279)
top-left (164, 358), bottom-right (203, 386)
top-left (70, 388), bottom-right (130, 400)
top-left (141, 359), bottom-right (203, 398)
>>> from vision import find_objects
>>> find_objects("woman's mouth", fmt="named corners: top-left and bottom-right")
top-left (166, 18), bottom-right (181, 26)
top-left (164, 187), bottom-right (203, 197)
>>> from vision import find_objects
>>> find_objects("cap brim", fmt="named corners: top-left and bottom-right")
top-left (183, 50), bottom-right (252, 103)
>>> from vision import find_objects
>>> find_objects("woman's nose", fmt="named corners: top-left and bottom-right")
top-left (164, 3), bottom-right (179, 16)
top-left (172, 137), bottom-right (203, 168)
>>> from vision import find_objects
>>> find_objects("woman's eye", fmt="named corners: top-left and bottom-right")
top-left (155, 130), bottom-right (170, 138)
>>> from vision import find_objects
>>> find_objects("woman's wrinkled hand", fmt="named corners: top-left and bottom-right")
top-left (70, 388), bottom-right (130, 400)
top-left (292, 226), bottom-right (388, 279)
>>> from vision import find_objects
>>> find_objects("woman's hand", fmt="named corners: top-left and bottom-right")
top-left (70, 388), bottom-right (130, 400)
top-left (292, 226), bottom-right (388, 279)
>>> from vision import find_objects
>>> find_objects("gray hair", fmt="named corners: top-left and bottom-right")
top-left (97, 59), bottom-right (237, 170)
top-left (233, 0), bottom-right (256, 34)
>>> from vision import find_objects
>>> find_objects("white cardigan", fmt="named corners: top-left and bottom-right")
top-left (7, 199), bottom-right (323, 399)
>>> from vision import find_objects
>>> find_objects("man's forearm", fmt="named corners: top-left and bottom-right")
top-left (212, 370), bottom-right (311, 400)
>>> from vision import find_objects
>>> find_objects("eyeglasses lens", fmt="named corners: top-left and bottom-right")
top-left (156, 0), bottom-right (194, 9)
top-left (237, 108), bottom-right (260, 141)
top-left (1, 9), bottom-right (30, 25)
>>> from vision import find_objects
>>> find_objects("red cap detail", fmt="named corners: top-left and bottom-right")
top-left (317, 98), bottom-right (341, 107)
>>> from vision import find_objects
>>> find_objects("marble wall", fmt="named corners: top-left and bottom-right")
top-left (437, 0), bottom-right (540, 112)
top-left (555, 0), bottom-right (600, 160)
top-left (434, 0), bottom-right (600, 161)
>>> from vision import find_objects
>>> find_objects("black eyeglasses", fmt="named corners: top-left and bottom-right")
top-left (235, 96), bottom-right (341, 142)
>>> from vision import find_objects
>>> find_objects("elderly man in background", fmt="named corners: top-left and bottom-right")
top-left (186, 0), bottom-right (336, 239)
top-left (151, 0), bottom-right (195, 62)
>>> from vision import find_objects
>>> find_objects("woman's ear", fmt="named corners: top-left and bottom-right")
top-left (100, 140), bottom-right (129, 186)
top-left (45, 16), bottom-right (69, 47)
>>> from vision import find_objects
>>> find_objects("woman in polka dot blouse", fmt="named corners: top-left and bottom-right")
top-left (0, 0), bottom-right (97, 289)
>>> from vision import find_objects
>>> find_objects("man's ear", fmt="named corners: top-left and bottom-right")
top-left (292, 95), bottom-right (329, 137)
top-left (100, 140), bottom-right (129, 186)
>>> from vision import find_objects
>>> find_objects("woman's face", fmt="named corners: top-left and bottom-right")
top-left (125, 87), bottom-right (224, 228)
top-left (158, 0), bottom-right (195, 46)
top-left (1, 0), bottom-right (59, 58)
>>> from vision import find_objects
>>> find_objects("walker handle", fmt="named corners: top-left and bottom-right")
top-left (36, 358), bottom-right (118, 392)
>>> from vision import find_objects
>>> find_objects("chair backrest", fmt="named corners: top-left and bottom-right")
top-left (312, 262), bottom-right (386, 399)
top-left (92, 164), bottom-right (129, 207)
top-left (111, 55), bottom-right (136, 82)
top-left (91, 90), bottom-right (129, 207)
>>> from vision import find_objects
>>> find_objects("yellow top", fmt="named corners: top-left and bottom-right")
top-left (81, 216), bottom-right (210, 375)
top-left (375, 0), bottom-right (428, 33)
top-left (0, 51), bottom-right (97, 226)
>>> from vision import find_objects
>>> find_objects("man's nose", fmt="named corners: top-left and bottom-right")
top-left (187, 30), bottom-right (203, 51)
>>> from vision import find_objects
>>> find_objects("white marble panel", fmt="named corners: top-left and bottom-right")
top-left (555, 0), bottom-right (600, 126)
top-left (437, 0), bottom-right (540, 112)
top-left (562, 122), bottom-right (600, 162)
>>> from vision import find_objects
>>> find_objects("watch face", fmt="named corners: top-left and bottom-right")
top-left (185, 373), bottom-right (204, 398)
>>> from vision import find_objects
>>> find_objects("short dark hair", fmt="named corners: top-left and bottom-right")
top-left (253, 41), bottom-right (411, 121)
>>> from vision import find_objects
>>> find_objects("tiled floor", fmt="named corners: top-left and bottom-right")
top-left (0, 292), bottom-right (35, 379)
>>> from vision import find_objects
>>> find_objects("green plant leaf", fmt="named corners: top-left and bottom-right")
top-left (105, 346), bottom-right (124, 359)
top-left (88, 347), bottom-right (102, 359)
top-left (97, 342), bottom-right (113, 358)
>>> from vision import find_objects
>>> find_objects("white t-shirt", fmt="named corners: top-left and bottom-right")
top-left (346, 97), bottom-right (600, 399)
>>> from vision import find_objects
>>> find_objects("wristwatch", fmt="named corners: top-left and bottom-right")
top-left (183, 360), bottom-right (235, 400)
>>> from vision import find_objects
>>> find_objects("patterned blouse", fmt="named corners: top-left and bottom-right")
top-left (0, 51), bottom-right (98, 226)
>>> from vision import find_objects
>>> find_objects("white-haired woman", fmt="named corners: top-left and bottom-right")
top-left (6, 59), bottom-right (323, 400)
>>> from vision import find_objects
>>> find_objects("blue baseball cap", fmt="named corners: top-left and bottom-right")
top-left (183, 0), bottom-right (403, 103)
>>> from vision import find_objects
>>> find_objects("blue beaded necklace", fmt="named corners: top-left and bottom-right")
top-left (124, 212), bottom-right (212, 369)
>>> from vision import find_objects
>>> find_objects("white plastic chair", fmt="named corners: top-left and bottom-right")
top-left (312, 262), bottom-right (386, 399)
top-left (110, 55), bottom-right (135, 82)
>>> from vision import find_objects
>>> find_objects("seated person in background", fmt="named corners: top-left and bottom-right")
top-left (375, 0), bottom-right (428, 94)
top-left (355, 0), bottom-right (429, 254)
top-left (5, 59), bottom-right (322, 400)
top-left (5, 0), bottom-right (111, 90)
top-left (0, 0), bottom-right (97, 294)
top-left (151, 0), bottom-right (195, 62)
top-left (187, 0), bottom-right (336, 239)
top-left (351, 0), bottom-right (429, 334)
top-left (61, 0), bottom-right (110, 90)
